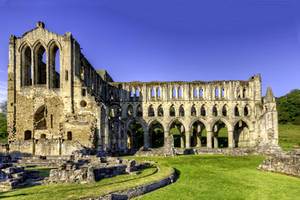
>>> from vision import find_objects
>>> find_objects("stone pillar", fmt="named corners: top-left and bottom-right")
top-left (207, 131), bottom-right (212, 148)
top-left (118, 124), bottom-right (122, 150)
top-left (228, 129), bottom-right (234, 148)
top-left (104, 117), bottom-right (110, 151)
top-left (185, 128), bottom-right (190, 148)
top-left (213, 132), bottom-right (218, 149)
top-left (196, 125), bottom-right (202, 147)
top-left (144, 129), bottom-right (149, 150)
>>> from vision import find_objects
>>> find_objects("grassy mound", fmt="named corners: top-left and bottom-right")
top-left (134, 155), bottom-right (300, 200)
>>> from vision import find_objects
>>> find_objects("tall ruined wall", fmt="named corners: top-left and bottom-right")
top-left (7, 22), bottom-right (104, 156)
top-left (7, 22), bottom-right (278, 156)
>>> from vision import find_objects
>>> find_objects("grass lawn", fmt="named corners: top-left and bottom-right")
top-left (278, 123), bottom-right (300, 151)
top-left (133, 155), bottom-right (300, 200)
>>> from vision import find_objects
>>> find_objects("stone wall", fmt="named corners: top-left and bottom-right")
top-left (258, 150), bottom-right (300, 177)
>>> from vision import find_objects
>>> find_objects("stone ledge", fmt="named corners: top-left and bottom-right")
top-left (86, 165), bottom-right (177, 200)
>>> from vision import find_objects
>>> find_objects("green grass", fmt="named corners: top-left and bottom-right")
top-left (278, 123), bottom-right (300, 151)
top-left (24, 167), bottom-right (55, 177)
top-left (133, 155), bottom-right (300, 200)
top-left (0, 163), bottom-right (173, 200)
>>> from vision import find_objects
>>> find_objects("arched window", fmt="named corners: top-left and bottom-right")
top-left (151, 88), bottom-right (155, 98)
top-left (136, 89), bottom-right (140, 97)
top-left (35, 44), bottom-right (46, 85)
top-left (221, 88), bottom-right (224, 98)
top-left (136, 105), bottom-right (142, 117)
top-left (244, 105), bottom-right (249, 116)
top-left (194, 88), bottom-right (198, 97)
top-left (191, 105), bottom-right (196, 116)
top-left (222, 105), bottom-right (227, 116)
top-left (22, 46), bottom-right (32, 86)
top-left (170, 105), bottom-right (175, 117)
top-left (243, 88), bottom-right (246, 98)
top-left (34, 105), bottom-right (47, 129)
top-left (148, 105), bottom-right (155, 117)
top-left (130, 88), bottom-right (135, 97)
top-left (49, 43), bottom-right (60, 88)
top-left (235, 105), bottom-right (240, 116)
top-left (127, 105), bottom-right (133, 117)
top-left (178, 88), bottom-right (183, 98)
top-left (158, 105), bottom-right (164, 117)
top-left (172, 88), bottom-right (176, 98)
top-left (157, 88), bottom-right (161, 98)
top-left (200, 105), bottom-right (206, 116)
top-left (179, 105), bottom-right (184, 116)
top-left (24, 130), bottom-right (32, 140)
top-left (215, 88), bottom-right (219, 98)
top-left (40, 134), bottom-right (46, 139)
top-left (200, 88), bottom-right (204, 98)
top-left (213, 105), bottom-right (218, 117)
top-left (67, 131), bottom-right (72, 140)
top-left (237, 87), bottom-right (241, 98)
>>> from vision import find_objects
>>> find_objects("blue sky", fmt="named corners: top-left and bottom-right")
top-left (0, 0), bottom-right (300, 102)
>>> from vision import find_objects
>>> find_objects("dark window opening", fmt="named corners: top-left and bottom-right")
top-left (24, 130), bottom-right (32, 140)
top-left (235, 106), bottom-right (239, 116)
top-left (22, 46), bottom-right (32, 86)
top-left (179, 105), bottom-right (184, 117)
top-left (35, 45), bottom-right (46, 85)
top-left (40, 134), bottom-right (46, 139)
top-left (158, 105), bottom-right (164, 117)
top-left (82, 89), bottom-right (86, 96)
top-left (67, 131), bottom-right (72, 140)
top-left (213, 106), bottom-right (218, 117)
top-left (148, 105), bottom-right (155, 117)
top-left (170, 105), bottom-right (175, 117)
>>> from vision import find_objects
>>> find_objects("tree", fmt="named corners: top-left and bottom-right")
top-left (0, 101), bottom-right (7, 141)
top-left (0, 101), bottom-right (7, 115)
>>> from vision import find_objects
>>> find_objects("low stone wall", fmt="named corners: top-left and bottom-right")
top-left (135, 145), bottom-right (283, 157)
top-left (258, 150), bottom-right (300, 177)
top-left (88, 166), bottom-right (177, 200)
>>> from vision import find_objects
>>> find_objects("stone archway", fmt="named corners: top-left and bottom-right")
top-left (234, 120), bottom-right (250, 147)
top-left (34, 105), bottom-right (47, 130)
top-left (190, 120), bottom-right (207, 147)
top-left (169, 120), bottom-right (185, 148)
top-left (211, 120), bottom-right (228, 148)
top-left (149, 120), bottom-right (164, 148)
top-left (127, 119), bottom-right (144, 150)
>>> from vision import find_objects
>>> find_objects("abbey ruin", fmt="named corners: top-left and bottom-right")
top-left (6, 22), bottom-right (279, 156)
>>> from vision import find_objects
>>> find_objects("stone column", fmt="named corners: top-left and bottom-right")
top-left (207, 131), bottom-right (212, 148)
top-left (118, 124), bottom-right (122, 150)
top-left (104, 117), bottom-right (110, 151)
top-left (213, 132), bottom-right (218, 149)
top-left (144, 129), bottom-right (149, 150)
top-left (196, 125), bottom-right (202, 147)
top-left (228, 129), bottom-right (234, 148)
top-left (185, 128), bottom-right (191, 148)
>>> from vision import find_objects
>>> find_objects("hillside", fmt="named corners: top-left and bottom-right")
top-left (276, 89), bottom-right (300, 124)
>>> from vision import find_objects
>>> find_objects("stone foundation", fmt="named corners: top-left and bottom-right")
top-left (258, 150), bottom-right (300, 177)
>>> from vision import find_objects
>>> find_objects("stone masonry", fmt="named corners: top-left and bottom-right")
top-left (7, 22), bottom-right (279, 156)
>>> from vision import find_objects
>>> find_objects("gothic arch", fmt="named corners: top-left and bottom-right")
top-left (20, 44), bottom-right (32, 86)
top-left (209, 117), bottom-right (232, 132)
top-left (189, 118), bottom-right (209, 131)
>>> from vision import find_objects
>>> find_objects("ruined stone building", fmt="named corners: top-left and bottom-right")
top-left (6, 22), bottom-right (278, 156)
